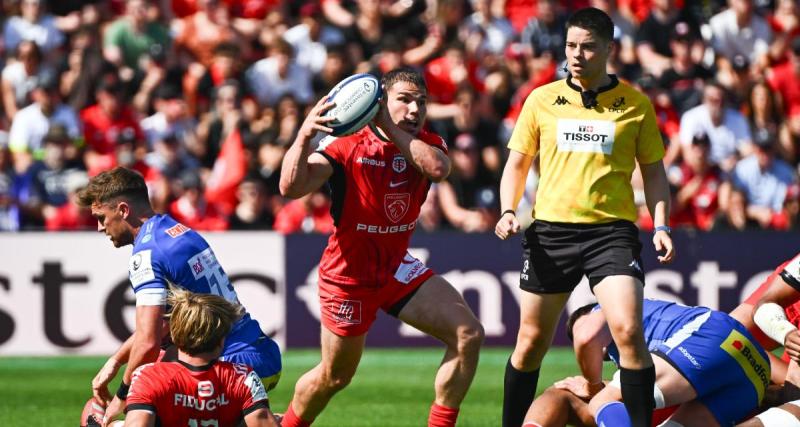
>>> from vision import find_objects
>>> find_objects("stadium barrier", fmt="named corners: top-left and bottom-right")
top-left (0, 231), bottom-right (793, 355)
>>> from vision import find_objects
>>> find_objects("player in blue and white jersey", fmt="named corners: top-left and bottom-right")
top-left (77, 167), bottom-right (281, 426)
top-left (548, 299), bottom-right (770, 427)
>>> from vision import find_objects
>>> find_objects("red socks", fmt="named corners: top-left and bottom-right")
top-left (280, 402), bottom-right (312, 427)
top-left (428, 403), bottom-right (459, 427)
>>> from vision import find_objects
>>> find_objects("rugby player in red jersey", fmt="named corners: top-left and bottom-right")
top-left (124, 289), bottom-right (278, 427)
top-left (278, 67), bottom-right (484, 427)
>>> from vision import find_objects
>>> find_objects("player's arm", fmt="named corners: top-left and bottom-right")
top-left (244, 407), bottom-right (281, 426)
top-left (495, 150), bottom-right (533, 240)
top-left (279, 96), bottom-right (335, 199)
top-left (754, 269), bottom-right (800, 361)
top-left (563, 310), bottom-right (611, 398)
top-left (640, 159), bottom-right (675, 264)
top-left (121, 409), bottom-right (156, 427)
top-left (375, 107), bottom-right (450, 182)
top-left (92, 335), bottom-right (133, 405)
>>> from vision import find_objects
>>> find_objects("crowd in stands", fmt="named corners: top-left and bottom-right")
top-left (0, 0), bottom-right (798, 233)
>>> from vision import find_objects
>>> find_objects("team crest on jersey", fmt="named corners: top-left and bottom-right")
top-left (331, 298), bottom-right (362, 324)
top-left (384, 193), bottom-right (410, 223)
top-left (392, 154), bottom-right (407, 173)
top-left (165, 223), bottom-right (190, 238)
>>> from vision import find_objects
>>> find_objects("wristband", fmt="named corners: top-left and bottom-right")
top-left (116, 382), bottom-right (130, 400)
top-left (501, 209), bottom-right (516, 217)
top-left (653, 225), bottom-right (672, 234)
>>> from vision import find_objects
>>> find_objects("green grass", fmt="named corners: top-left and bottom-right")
top-left (0, 347), bottom-right (594, 426)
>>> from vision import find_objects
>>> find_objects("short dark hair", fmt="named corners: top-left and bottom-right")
top-left (566, 7), bottom-right (614, 42)
top-left (77, 167), bottom-right (150, 207)
top-left (566, 303), bottom-right (599, 342)
top-left (381, 67), bottom-right (427, 93)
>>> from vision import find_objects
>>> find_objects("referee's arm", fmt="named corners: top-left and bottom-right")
top-left (640, 159), bottom-right (675, 264)
top-left (495, 150), bottom-right (533, 240)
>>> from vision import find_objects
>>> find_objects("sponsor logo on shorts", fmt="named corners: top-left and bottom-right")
top-left (628, 259), bottom-right (642, 273)
top-left (331, 299), bottom-right (362, 325)
top-left (720, 329), bottom-right (770, 402)
top-left (384, 193), bottom-right (410, 223)
top-left (677, 346), bottom-right (701, 369)
top-left (394, 253), bottom-right (429, 284)
top-left (165, 223), bottom-right (190, 238)
top-left (521, 259), bottom-right (530, 281)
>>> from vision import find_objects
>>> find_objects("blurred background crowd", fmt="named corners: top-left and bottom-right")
top-left (0, 0), bottom-right (798, 233)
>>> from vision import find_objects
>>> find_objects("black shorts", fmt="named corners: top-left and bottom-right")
top-left (519, 219), bottom-right (645, 294)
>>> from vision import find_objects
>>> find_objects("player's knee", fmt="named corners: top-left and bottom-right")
top-left (321, 370), bottom-right (355, 392)
top-left (608, 321), bottom-right (644, 350)
top-left (455, 321), bottom-right (484, 355)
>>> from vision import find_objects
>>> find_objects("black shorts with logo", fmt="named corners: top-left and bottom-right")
top-left (519, 219), bottom-right (645, 294)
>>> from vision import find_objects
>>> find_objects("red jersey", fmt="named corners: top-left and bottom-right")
top-left (316, 125), bottom-right (447, 286)
top-left (126, 360), bottom-right (268, 426)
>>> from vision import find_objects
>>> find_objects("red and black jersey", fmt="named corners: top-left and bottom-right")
top-left (126, 360), bottom-right (269, 426)
top-left (316, 125), bottom-right (447, 286)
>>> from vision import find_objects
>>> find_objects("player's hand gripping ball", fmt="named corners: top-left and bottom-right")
top-left (324, 73), bottom-right (382, 136)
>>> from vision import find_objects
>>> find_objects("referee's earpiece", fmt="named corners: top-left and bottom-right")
top-left (581, 90), bottom-right (598, 109)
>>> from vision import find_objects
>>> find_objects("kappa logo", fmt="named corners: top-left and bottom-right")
top-left (384, 193), bottom-right (410, 223)
top-left (392, 154), bottom-right (407, 173)
top-left (628, 259), bottom-right (642, 273)
top-left (552, 96), bottom-right (570, 106)
top-left (332, 299), bottom-right (362, 324)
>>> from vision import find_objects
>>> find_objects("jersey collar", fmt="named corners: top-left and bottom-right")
top-left (566, 73), bottom-right (619, 94)
top-left (178, 359), bottom-right (218, 372)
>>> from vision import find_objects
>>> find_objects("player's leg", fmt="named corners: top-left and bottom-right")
top-left (221, 334), bottom-right (283, 391)
top-left (593, 275), bottom-right (653, 427)
top-left (282, 329), bottom-right (366, 427)
top-left (523, 385), bottom-right (595, 427)
top-left (395, 274), bottom-right (484, 426)
top-left (664, 400), bottom-right (720, 427)
top-left (739, 400), bottom-right (800, 426)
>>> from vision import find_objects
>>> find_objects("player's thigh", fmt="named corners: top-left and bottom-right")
top-left (667, 400), bottom-right (720, 427)
top-left (396, 275), bottom-right (482, 345)
top-left (652, 355), bottom-right (697, 407)
top-left (593, 275), bottom-right (645, 348)
top-left (514, 291), bottom-right (571, 362)
top-left (319, 327), bottom-right (367, 380)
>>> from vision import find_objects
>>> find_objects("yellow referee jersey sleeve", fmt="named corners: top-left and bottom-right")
top-left (507, 77), bottom-right (665, 224)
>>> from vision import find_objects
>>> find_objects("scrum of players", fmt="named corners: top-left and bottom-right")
top-left (520, 252), bottom-right (800, 427)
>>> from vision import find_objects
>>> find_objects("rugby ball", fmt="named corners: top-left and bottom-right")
top-left (325, 73), bottom-right (382, 136)
top-left (79, 398), bottom-right (105, 427)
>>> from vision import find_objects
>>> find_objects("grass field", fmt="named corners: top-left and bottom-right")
top-left (0, 347), bottom-right (606, 426)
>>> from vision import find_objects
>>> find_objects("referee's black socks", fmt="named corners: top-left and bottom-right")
top-left (502, 358), bottom-right (539, 427)
top-left (620, 365), bottom-right (656, 427)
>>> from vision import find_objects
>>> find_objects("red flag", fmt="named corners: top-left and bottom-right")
top-left (205, 127), bottom-right (247, 215)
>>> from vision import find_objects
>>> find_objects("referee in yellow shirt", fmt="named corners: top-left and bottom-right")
top-left (495, 8), bottom-right (675, 427)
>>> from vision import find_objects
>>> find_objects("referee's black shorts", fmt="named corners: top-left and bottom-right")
top-left (519, 219), bottom-right (645, 294)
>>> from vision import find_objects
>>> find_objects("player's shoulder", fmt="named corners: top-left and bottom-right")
top-left (418, 129), bottom-right (447, 151)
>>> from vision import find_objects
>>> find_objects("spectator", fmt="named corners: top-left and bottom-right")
top-left (228, 176), bottom-right (274, 230)
top-left (28, 125), bottom-right (81, 215)
top-left (173, 0), bottom-right (239, 69)
top-left (195, 42), bottom-right (247, 109)
top-left (1, 40), bottom-right (54, 120)
top-left (520, 0), bottom-right (568, 63)
top-left (709, 0), bottom-right (773, 68)
top-left (140, 85), bottom-right (197, 151)
top-left (246, 38), bottom-right (313, 107)
top-left (195, 80), bottom-right (245, 169)
top-left (3, 0), bottom-right (66, 56)
top-left (437, 133), bottom-right (497, 232)
top-left (767, 0), bottom-right (800, 64)
top-left (8, 74), bottom-right (80, 174)
top-left (273, 191), bottom-right (333, 234)
top-left (710, 187), bottom-right (761, 231)
top-left (732, 128), bottom-right (797, 228)
top-left (312, 44), bottom-right (350, 98)
top-left (43, 169), bottom-right (93, 230)
top-left (679, 82), bottom-right (752, 171)
top-left (746, 81), bottom-right (783, 156)
top-left (767, 37), bottom-right (800, 122)
top-left (635, 0), bottom-right (702, 77)
top-left (424, 42), bottom-right (484, 107)
top-left (461, 0), bottom-right (514, 56)
top-left (283, 2), bottom-right (345, 75)
top-left (80, 78), bottom-right (144, 176)
top-left (59, 25), bottom-right (106, 112)
top-left (254, 130), bottom-right (288, 197)
top-left (169, 170), bottom-right (229, 231)
top-left (667, 133), bottom-right (723, 231)
top-left (657, 22), bottom-right (713, 115)
top-left (102, 0), bottom-right (170, 71)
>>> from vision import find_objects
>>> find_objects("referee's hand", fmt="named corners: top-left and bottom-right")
top-left (495, 211), bottom-right (520, 240)
top-left (653, 231), bottom-right (675, 264)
